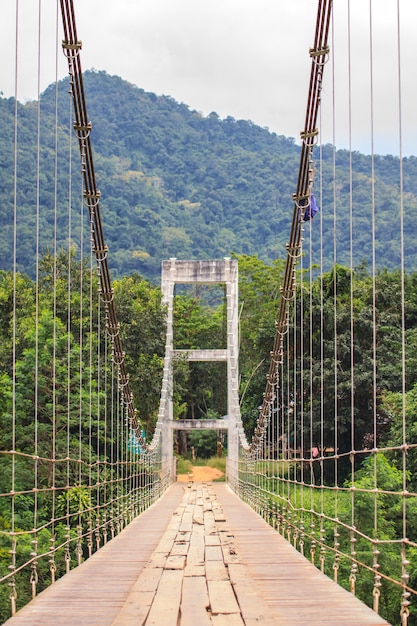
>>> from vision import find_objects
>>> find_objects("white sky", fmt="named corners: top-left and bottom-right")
top-left (1, 0), bottom-right (416, 156)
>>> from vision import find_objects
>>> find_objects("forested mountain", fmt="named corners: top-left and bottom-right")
top-left (1, 70), bottom-right (417, 281)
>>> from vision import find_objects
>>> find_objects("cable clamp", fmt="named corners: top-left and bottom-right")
top-left (84, 190), bottom-right (101, 208)
top-left (300, 128), bottom-right (318, 139)
top-left (300, 128), bottom-right (319, 146)
top-left (309, 46), bottom-right (329, 59)
top-left (106, 322), bottom-right (120, 338)
top-left (293, 192), bottom-right (311, 222)
top-left (94, 245), bottom-right (109, 261)
top-left (279, 286), bottom-right (295, 302)
top-left (286, 242), bottom-right (302, 260)
top-left (62, 41), bottom-right (82, 51)
top-left (292, 191), bottom-right (309, 205)
top-left (74, 121), bottom-right (92, 139)
top-left (62, 41), bottom-right (82, 60)
top-left (113, 352), bottom-right (125, 366)
top-left (74, 122), bottom-right (92, 132)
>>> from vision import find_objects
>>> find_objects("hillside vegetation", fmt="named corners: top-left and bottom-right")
top-left (1, 70), bottom-right (417, 281)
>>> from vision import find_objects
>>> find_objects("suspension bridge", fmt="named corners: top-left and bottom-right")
top-left (1, 0), bottom-right (416, 624)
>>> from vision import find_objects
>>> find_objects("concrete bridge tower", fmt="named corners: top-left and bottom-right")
top-left (159, 258), bottom-right (240, 482)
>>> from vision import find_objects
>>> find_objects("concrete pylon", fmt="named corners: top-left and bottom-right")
top-left (159, 259), bottom-right (240, 482)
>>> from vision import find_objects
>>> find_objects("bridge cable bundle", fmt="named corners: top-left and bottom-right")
top-left (242, 0), bottom-right (332, 459)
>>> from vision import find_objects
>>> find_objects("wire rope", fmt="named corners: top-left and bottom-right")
top-left (395, 2), bottom-right (410, 622)
top-left (30, 0), bottom-right (43, 599)
top-left (10, 0), bottom-right (20, 615)
top-left (49, 0), bottom-right (60, 586)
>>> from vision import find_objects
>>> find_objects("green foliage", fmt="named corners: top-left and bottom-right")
top-left (201, 456), bottom-right (227, 474)
top-left (3, 71), bottom-right (417, 283)
top-left (113, 273), bottom-right (166, 433)
top-left (173, 293), bottom-right (227, 423)
top-left (188, 429), bottom-right (219, 459)
top-left (175, 456), bottom-right (192, 474)
top-left (55, 487), bottom-right (92, 527)
top-left (236, 254), bottom-right (285, 435)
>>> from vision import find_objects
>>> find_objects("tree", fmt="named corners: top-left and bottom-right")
top-left (113, 273), bottom-right (166, 433)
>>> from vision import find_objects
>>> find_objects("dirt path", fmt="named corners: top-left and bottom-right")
top-left (177, 465), bottom-right (224, 482)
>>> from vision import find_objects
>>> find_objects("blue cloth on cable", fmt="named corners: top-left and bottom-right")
top-left (300, 194), bottom-right (319, 221)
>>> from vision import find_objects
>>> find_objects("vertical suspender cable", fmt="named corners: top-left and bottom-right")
top-left (347, 0), bottom-right (355, 558)
top-left (368, 0), bottom-right (379, 575)
top-left (299, 238), bottom-right (305, 546)
top-left (96, 278), bottom-right (101, 548)
top-left (346, 0), bottom-right (359, 599)
top-left (10, 0), bottom-right (19, 615)
top-left (319, 99), bottom-right (326, 574)
top-left (77, 111), bottom-right (84, 552)
top-left (396, 2), bottom-right (410, 622)
top-left (330, 8), bottom-right (341, 583)
top-left (31, 0), bottom-right (42, 599)
top-left (50, 0), bottom-right (60, 585)
top-left (65, 59), bottom-right (73, 574)
top-left (87, 207), bottom-right (94, 558)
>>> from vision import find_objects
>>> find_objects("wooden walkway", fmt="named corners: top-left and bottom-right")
top-left (5, 482), bottom-right (390, 626)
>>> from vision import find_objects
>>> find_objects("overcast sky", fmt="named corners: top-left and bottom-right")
top-left (1, 0), bottom-right (416, 156)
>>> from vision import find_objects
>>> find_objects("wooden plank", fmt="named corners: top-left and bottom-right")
top-left (207, 580), bottom-right (241, 615)
top-left (205, 560), bottom-right (229, 581)
top-left (164, 555), bottom-right (186, 570)
top-left (170, 541), bottom-right (189, 556)
top-left (145, 569), bottom-right (183, 626)
top-left (110, 590), bottom-right (154, 626)
top-left (205, 545), bottom-right (224, 561)
top-left (129, 567), bottom-right (163, 593)
top-left (187, 529), bottom-right (205, 565)
top-left (205, 534), bottom-right (221, 546)
top-left (180, 576), bottom-right (211, 626)
top-left (184, 563), bottom-right (205, 577)
top-left (228, 563), bottom-right (278, 625)
top-left (153, 530), bottom-right (177, 553)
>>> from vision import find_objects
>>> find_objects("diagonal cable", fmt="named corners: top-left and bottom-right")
top-left (59, 0), bottom-right (144, 445)
top-left (247, 0), bottom-right (333, 456)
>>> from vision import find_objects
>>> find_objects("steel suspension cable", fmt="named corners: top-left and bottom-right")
top-left (50, 0), bottom-right (60, 585)
top-left (10, 0), bottom-right (20, 614)
top-left (248, 0), bottom-right (333, 456)
top-left (396, 1), bottom-right (409, 621)
top-left (58, 0), bottom-right (144, 445)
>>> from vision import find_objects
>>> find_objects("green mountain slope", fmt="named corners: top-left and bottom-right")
top-left (1, 70), bottom-right (417, 281)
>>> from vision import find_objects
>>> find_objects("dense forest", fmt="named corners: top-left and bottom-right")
top-left (1, 70), bottom-right (417, 282)
top-left (1, 257), bottom-right (417, 623)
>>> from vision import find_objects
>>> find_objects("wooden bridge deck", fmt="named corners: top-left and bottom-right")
top-left (5, 482), bottom-right (390, 626)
